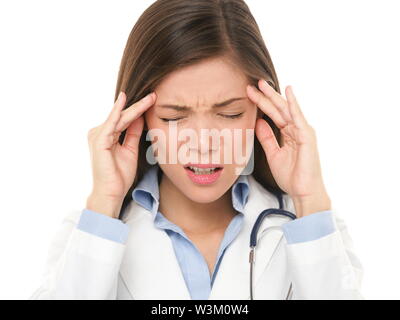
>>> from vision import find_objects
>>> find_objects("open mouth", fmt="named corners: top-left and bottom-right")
top-left (184, 165), bottom-right (223, 175)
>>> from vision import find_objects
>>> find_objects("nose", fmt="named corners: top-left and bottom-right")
top-left (188, 119), bottom-right (220, 154)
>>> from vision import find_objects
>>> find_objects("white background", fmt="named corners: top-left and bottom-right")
top-left (0, 0), bottom-right (399, 299)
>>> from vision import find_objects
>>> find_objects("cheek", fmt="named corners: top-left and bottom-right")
top-left (232, 115), bottom-right (255, 165)
top-left (235, 111), bottom-right (257, 131)
top-left (144, 109), bottom-right (167, 134)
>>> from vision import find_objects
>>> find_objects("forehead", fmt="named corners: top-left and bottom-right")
top-left (154, 57), bottom-right (249, 108)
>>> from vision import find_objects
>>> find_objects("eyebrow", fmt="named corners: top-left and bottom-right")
top-left (157, 97), bottom-right (247, 111)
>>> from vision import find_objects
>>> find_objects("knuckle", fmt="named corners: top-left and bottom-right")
top-left (87, 125), bottom-right (104, 144)
top-left (87, 125), bottom-right (100, 137)
top-left (117, 119), bottom-right (127, 131)
top-left (87, 128), bottom-right (96, 139)
top-left (307, 125), bottom-right (317, 137)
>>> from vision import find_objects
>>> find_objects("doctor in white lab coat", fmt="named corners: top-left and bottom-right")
top-left (29, 0), bottom-right (365, 300)
top-left (29, 81), bottom-right (364, 299)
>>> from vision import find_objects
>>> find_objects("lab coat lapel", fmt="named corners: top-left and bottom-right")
top-left (120, 200), bottom-right (191, 299)
top-left (208, 175), bottom-right (288, 300)
top-left (120, 175), bottom-right (291, 300)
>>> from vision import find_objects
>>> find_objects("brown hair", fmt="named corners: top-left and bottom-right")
top-left (115, 0), bottom-right (285, 219)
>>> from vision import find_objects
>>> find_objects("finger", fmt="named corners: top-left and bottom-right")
top-left (285, 85), bottom-right (308, 129)
top-left (122, 115), bottom-right (145, 154)
top-left (258, 79), bottom-right (292, 123)
top-left (246, 84), bottom-right (287, 129)
top-left (103, 91), bottom-right (126, 134)
top-left (255, 118), bottom-right (280, 159)
top-left (115, 92), bottom-right (156, 133)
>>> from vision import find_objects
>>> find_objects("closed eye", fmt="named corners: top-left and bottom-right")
top-left (220, 112), bottom-right (244, 119)
top-left (160, 112), bottom-right (244, 122)
top-left (160, 117), bottom-right (184, 122)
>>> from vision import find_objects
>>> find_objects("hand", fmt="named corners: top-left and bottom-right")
top-left (246, 79), bottom-right (331, 217)
top-left (86, 91), bottom-right (156, 217)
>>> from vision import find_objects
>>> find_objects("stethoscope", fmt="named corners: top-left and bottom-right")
top-left (249, 190), bottom-right (297, 300)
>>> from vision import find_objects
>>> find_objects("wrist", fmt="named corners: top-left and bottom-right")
top-left (86, 193), bottom-right (124, 219)
top-left (292, 192), bottom-right (331, 218)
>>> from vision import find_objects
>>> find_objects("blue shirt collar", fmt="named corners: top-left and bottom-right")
top-left (131, 165), bottom-right (249, 220)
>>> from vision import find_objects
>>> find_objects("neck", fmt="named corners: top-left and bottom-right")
top-left (158, 173), bottom-right (238, 236)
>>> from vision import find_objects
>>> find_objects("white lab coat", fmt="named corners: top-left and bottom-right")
top-left (30, 174), bottom-right (364, 300)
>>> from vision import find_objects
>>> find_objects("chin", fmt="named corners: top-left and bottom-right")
top-left (180, 174), bottom-right (231, 202)
top-left (181, 187), bottom-right (225, 204)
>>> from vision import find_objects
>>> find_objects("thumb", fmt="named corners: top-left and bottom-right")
top-left (122, 116), bottom-right (144, 154)
top-left (255, 118), bottom-right (280, 160)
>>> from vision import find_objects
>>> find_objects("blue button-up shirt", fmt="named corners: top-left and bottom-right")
top-left (78, 165), bottom-right (335, 299)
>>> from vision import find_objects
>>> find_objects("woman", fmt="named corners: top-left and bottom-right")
top-left (31, 0), bottom-right (363, 300)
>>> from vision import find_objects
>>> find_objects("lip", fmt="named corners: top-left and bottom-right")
top-left (184, 165), bottom-right (223, 185)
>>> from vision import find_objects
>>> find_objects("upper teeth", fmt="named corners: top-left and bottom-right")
top-left (188, 166), bottom-right (218, 173)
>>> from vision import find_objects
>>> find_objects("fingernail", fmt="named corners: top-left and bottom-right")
top-left (247, 84), bottom-right (256, 92)
top-left (117, 91), bottom-right (123, 101)
top-left (143, 92), bottom-right (154, 102)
